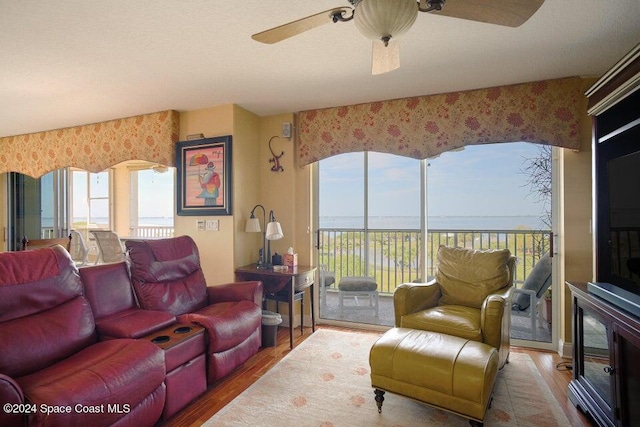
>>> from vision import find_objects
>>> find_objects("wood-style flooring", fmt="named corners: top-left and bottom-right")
top-left (161, 326), bottom-right (594, 427)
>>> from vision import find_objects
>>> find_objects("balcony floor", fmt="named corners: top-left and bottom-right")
top-left (319, 290), bottom-right (551, 343)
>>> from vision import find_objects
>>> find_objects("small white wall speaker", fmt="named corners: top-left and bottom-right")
top-left (282, 122), bottom-right (292, 138)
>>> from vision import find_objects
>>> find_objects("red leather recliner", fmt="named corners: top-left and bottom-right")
top-left (80, 261), bottom-right (176, 340)
top-left (125, 235), bottom-right (263, 383)
top-left (0, 245), bottom-right (166, 427)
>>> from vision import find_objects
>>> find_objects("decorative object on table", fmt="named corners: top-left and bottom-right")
top-left (175, 135), bottom-right (232, 216)
top-left (283, 247), bottom-right (298, 267)
top-left (271, 252), bottom-right (282, 266)
top-left (245, 205), bottom-right (284, 269)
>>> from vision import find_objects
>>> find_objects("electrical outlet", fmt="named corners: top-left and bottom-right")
top-left (196, 220), bottom-right (205, 231)
top-left (206, 219), bottom-right (219, 231)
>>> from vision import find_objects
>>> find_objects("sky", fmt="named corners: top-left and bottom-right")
top-left (60, 141), bottom-right (548, 223)
top-left (319, 141), bottom-right (550, 218)
top-left (71, 169), bottom-right (175, 219)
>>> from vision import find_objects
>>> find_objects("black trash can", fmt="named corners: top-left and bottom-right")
top-left (261, 310), bottom-right (282, 347)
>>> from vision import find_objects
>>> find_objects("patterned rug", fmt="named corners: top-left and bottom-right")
top-left (204, 329), bottom-right (570, 427)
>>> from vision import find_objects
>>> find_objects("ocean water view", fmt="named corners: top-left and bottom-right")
top-left (63, 217), bottom-right (175, 227)
top-left (320, 215), bottom-right (549, 230)
top-left (42, 215), bottom-right (549, 231)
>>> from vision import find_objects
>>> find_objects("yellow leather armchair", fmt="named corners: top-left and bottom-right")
top-left (394, 246), bottom-right (515, 368)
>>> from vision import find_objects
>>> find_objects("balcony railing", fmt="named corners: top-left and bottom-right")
top-left (42, 226), bottom-right (174, 239)
top-left (318, 228), bottom-right (551, 294)
top-left (128, 226), bottom-right (174, 238)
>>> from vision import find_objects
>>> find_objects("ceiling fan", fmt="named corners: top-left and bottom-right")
top-left (252, 0), bottom-right (545, 75)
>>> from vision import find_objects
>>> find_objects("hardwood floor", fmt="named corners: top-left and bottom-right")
top-left (161, 326), bottom-right (595, 427)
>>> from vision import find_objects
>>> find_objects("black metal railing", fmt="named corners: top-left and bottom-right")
top-left (318, 228), bottom-right (551, 294)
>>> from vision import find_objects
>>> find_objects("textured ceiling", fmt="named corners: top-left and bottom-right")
top-left (1, 0), bottom-right (639, 138)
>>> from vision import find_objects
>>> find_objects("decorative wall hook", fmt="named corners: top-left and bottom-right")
top-left (268, 135), bottom-right (284, 172)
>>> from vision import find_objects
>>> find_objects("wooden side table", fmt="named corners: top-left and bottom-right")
top-left (235, 264), bottom-right (316, 349)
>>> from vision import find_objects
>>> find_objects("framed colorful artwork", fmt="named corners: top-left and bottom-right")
top-left (176, 136), bottom-right (232, 216)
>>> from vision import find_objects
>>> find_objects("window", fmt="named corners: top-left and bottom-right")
top-left (318, 151), bottom-right (422, 299)
top-left (129, 167), bottom-right (175, 238)
top-left (317, 142), bottom-right (553, 344)
top-left (7, 170), bottom-right (68, 249)
top-left (71, 170), bottom-right (111, 231)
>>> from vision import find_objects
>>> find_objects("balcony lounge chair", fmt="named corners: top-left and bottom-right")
top-left (511, 252), bottom-right (552, 340)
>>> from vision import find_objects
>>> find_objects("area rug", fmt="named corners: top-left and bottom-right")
top-left (204, 329), bottom-right (570, 427)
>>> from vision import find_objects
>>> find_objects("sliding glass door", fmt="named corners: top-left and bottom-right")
top-left (7, 170), bottom-right (68, 250)
top-left (315, 142), bottom-right (556, 349)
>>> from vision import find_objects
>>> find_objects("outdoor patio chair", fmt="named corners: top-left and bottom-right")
top-left (319, 265), bottom-right (335, 313)
top-left (90, 230), bottom-right (125, 264)
top-left (69, 229), bottom-right (93, 266)
top-left (338, 276), bottom-right (379, 317)
top-left (511, 252), bottom-right (552, 340)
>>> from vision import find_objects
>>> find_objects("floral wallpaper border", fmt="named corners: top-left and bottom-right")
top-left (297, 77), bottom-right (585, 166)
top-left (0, 110), bottom-right (180, 178)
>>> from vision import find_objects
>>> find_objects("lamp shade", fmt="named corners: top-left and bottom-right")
top-left (265, 221), bottom-right (284, 240)
top-left (245, 217), bottom-right (261, 233)
top-left (354, 0), bottom-right (418, 41)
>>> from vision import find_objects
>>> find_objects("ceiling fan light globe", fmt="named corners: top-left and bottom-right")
top-left (354, 0), bottom-right (418, 41)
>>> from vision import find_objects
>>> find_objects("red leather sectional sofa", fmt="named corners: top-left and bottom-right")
top-left (0, 235), bottom-right (263, 427)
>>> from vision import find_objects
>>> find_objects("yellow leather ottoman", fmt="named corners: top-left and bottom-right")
top-left (369, 328), bottom-right (499, 426)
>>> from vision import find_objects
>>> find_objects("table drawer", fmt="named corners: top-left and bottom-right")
top-left (294, 270), bottom-right (314, 291)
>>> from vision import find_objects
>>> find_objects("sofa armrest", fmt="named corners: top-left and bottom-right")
top-left (481, 285), bottom-right (514, 368)
top-left (393, 281), bottom-right (441, 327)
top-left (0, 373), bottom-right (24, 427)
top-left (207, 281), bottom-right (263, 306)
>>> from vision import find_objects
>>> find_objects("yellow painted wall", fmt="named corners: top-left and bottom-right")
top-left (232, 105), bottom-right (261, 270)
top-left (258, 114), bottom-right (298, 260)
top-left (176, 104), bottom-right (262, 286)
top-left (558, 78), bottom-right (597, 347)
top-left (177, 105), bottom-right (237, 285)
top-left (111, 164), bottom-right (131, 237)
top-left (257, 113), bottom-right (314, 325)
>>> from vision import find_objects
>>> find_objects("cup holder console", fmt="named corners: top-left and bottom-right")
top-left (174, 326), bottom-right (192, 334)
top-left (151, 335), bottom-right (171, 344)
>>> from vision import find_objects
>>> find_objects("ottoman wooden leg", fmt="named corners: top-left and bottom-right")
top-left (374, 389), bottom-right (385, 413)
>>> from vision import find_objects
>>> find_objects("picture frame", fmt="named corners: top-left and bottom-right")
top-left (176, 136), bottom-right (232, 216)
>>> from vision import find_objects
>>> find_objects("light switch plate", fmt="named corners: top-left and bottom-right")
top-left (196, 220), bottom-right (205, 231)
top-left (206, 219), bottom-right (219, 231)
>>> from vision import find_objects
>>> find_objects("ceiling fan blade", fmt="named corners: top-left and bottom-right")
top-left (429, 0), bottom-right (545, 27)
top-left (371, 40), bottom-right (400, 75)
top-left (252, 7), bottom-right (352, 44)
